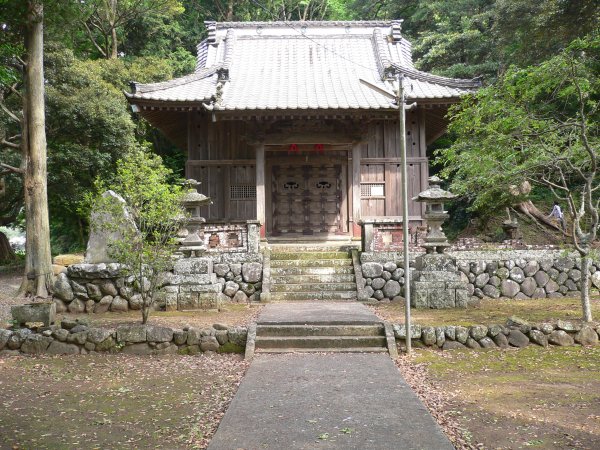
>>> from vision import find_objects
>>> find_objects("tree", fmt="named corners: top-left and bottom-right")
top-left (90, 149), bottom-right (185, 324)
top-left (79, 0), bottom-right (184, 59)
top-left (438, 34), bottom-right (599, 321)
top-left (0, 0), bottom-right (53, 296)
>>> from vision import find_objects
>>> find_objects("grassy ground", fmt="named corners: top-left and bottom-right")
top-left (372, 297), bottom-right (600, 326)
top-left (409, 346), bottom-right (600, 449)
top-left (0, 353), bottom-right (248, 449)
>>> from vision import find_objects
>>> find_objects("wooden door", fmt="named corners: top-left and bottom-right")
top-left (271, 164), bottom-right (343, 235)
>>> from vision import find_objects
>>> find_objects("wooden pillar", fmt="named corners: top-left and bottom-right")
top-left (351, 141), bottom-right (362, 237)
top-left (255, 142), bottom-right (266, 238)
top-left (418, 108), bottom-right (429, 221)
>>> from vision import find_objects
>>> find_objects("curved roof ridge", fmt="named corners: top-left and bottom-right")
top-left (131, 66), bottom-right (220, 95)
top-left (372, 28), bottom-right (393, 81)
top-left (393, 64), bottom-right (481, 88)
top-left (216, 20), bottom-right (395, 29)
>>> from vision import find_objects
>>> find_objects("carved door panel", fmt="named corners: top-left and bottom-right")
top-left (271, 165), bottom-right (306, 234)
top-left (271, 164), bottom-right (342, 235)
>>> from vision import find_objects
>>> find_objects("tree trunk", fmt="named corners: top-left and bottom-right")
top-left (110, 25), bottom-right (118, 58)
top-left (580, 254), bottom-right (593, 322)
top-left (515, 200), bottom-right (568, 235)
top-left (0, 232), bottom-right (15, 262)
top-left (109, 0), bottom-right (119, 58)
top-left (21, 0), bottom-right (53, 298)
top-left (142, 299), bottom-right (150, 324)
top-left (226, 0), bottom-right (234, 21)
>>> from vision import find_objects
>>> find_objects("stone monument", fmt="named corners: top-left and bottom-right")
top-left (411, 176), bottom-right (469, 308)
top-left (85, 190), bottom-right (137, 264)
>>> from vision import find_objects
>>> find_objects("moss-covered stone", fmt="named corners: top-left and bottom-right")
top-left (217, 342), bottom-right (245, 354)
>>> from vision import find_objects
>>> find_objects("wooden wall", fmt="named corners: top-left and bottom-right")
top-left (186, 112), bottom-right (257, 220)
top-left (359, 110), bottom-right (427, 220)
top-left (186, 109), bottom-right (429, 225)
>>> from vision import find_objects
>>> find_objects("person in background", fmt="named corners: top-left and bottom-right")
top-left (549, 201), bottom-right (567, 232)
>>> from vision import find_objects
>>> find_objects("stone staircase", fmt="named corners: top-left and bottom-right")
top-left (254, 323), bottom-right (389, 354)
top-left (269, 247), bottom-right (358, 301)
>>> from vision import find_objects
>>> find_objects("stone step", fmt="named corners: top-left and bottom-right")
top-left (270, 252), bottom-right (350, 261)
top-left (270, 274), bottom-right (356, 284)
top-left (268, 244), bottom-right (359, 252)
top-left (270, 266), bottom-right (355, 276)
top-left (270, 291), bottom-right (358, 301)
top-left (256, 324), bottom-right (384, 337)
top-left (255, 335), bottom-right (387, 350)
top-left (255, 347), bottom-right (388, 354)
top-left (271, 282), bottom-right (357, 293)
top-left (270, 259), bottom-right (353, 268)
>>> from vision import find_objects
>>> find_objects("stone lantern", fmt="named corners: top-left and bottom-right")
top-left (179, 179), bottom-right (211, 256)
top-left (410, 176), bottom-right (468, 309)
top-left (413, 176), bottom-right (456, 254)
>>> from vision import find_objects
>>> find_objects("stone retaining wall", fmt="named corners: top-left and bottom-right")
top-left (393, 319), bottom-right (599, 349)
top-left (53, 257), bottom-right (263, 313)
top-left (0, 319), bottom-right (248, 356)
top-left (359, 250), bottom-right (600, 302)
top-left (211, 254), bottom-right (263, 304)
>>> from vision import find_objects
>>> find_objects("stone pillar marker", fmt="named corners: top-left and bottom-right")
top-left (411, 176), bottom-right (468, 308)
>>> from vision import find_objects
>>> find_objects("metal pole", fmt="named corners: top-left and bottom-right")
top-left (398, 74), bottom-right (412, 355)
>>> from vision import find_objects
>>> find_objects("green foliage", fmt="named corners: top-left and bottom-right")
top-left (411, 0), bottom-right (498, 79)
top-left (90, 149), bottom-right (186, 323)
top-left (438, 34), bottom-right (600, 218)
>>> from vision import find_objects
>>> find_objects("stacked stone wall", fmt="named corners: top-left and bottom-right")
top-left (53, 263), bottom-right (138, 314)
top-left (457, 257), bottom-right (599, 300)
top-left (211, 255), bottom-right (263, 304)
top-left (393, 319), bottom-right (599, 349)
top-left (360, 250), bottom-right (600, 302)
top-left (53, 256), bottom-right (264, 313)
top-left (0, 319), bottom-right (247, 356)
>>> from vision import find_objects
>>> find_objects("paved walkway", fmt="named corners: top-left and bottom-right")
top-left (208, 303), bottom-right (453, 450)
top-left (257, 302), bottom-right (382, 325)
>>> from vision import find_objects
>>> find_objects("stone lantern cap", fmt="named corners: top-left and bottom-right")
top-left (412, 176), bottom-right (456, 202)
top-left (182, 179), bottom-right (211, 206)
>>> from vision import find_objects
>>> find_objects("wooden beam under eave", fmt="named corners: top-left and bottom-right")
top-left (264, 131), bottom-right (359, 146)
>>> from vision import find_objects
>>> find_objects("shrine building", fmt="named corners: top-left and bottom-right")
top-left (126, 20), bottom-right (479, 243)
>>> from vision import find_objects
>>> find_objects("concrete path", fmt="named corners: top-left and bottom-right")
top-left (208, 353), bottom-right (453, 450)
top-left (257, 302), bottom-right (382, 325)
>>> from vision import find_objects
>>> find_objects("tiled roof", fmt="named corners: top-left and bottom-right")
top-left (127, 21), bottom-right (480, 110)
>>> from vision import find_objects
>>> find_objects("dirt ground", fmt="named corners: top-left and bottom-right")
top-left (406, 346), bottom-right (600, 449)
top-left (372, 297), bottom-right (600, 326)
top-left (0, 353), bottom-right (248, 449)
top-left (3, 270), bottom-right (600, 449)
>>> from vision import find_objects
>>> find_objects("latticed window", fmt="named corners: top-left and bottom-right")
top-left (360, 182), bottom-right (385, 198)
top-left (230, 185), bottom-right (256, 200)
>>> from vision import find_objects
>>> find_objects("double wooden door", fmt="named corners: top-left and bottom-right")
top-left (271, 163), bottom-right (345, 235)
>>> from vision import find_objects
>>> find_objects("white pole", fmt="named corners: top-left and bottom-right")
top-left (398, 74), bottom-right (412, 354)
